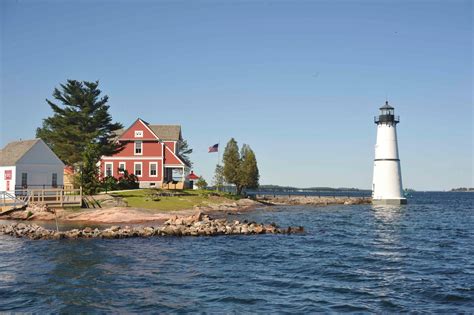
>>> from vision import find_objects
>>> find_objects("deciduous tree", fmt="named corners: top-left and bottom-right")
top-left (213, 164), bottom-right (225, 191)
top-left (223, 138), bottom-right (242, 194)
top-left (222, 139), bottom-right (259, 195)
top-left (240, 145), bottom-right (259, 190)
top-left (196, 176), bottom-right (208, 190)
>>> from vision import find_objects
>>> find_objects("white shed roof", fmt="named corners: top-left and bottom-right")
top-left (0, 139), bottom-right (41, 166)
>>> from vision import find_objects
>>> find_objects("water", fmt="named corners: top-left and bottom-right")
top-left (0, 192), bottom-right (473, 312)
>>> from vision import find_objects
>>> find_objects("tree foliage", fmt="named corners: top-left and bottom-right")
top-left (222, 138), bottom-right (259, 195)
top-left (223, 138), bottom-right (242, 193)
top-left (76, 144), bottom-right (101, 195)
top-left (101, 170), bottom-right (139, 192)
top-left (177, 139), bottom-right (193, 167)
top-left (213, 164), bottom-right (225, 191)
top-left (196, 176), bottom-right (208, 190)
top-left (36, 80), bottom-right (123, 166)
top-left (240, 145), bottom-right (259, 190)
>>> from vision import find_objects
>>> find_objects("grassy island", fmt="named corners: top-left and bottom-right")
top-left (107, 189), bottom-right (241, 211)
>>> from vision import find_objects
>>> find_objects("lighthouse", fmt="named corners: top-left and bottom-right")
top-left (372, 101), bottom-right (407, 205)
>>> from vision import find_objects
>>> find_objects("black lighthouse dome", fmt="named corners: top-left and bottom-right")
top-left (375, 101), bottom-right (400, 124)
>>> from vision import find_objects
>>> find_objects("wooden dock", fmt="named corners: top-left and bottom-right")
top-left (0, 188), bottom-right (82, 213)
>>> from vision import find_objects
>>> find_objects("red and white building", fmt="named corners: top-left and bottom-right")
top-left (100, 118), bottom-right (190, 188)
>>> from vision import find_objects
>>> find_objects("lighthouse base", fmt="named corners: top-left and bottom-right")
top-left (372, 198), bottom-right (407, 205)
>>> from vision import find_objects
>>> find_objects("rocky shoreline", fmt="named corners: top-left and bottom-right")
top-left (0, 196), bottom-right (370, 225)
top-left (0, 212), bottom-right (304, 240)
top-left (256, 196), bottom-right (371, 206)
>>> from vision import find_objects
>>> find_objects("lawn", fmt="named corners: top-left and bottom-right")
top-left (109, 189), bottom-right (235, 211)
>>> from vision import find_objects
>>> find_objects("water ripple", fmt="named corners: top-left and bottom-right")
top-left (0, 192), bottom-right (473, 312)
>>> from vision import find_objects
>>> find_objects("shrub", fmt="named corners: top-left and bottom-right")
top-left (117, 170), bottom-right (139, 190)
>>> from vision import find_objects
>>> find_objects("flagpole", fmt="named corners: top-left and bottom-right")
top-left (216, 141), bottom-right (220, 192)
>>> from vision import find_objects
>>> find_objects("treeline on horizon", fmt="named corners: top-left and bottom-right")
top-left (209, 184), bottom-right (370, 192)
top-left (450, 187), bottom-right (474, 192)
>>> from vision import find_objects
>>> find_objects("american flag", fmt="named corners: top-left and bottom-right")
top-left (208, 143), bottom-right (219, 153)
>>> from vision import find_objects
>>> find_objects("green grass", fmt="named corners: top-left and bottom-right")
top-left (109, 189), bottom-right (235, 211)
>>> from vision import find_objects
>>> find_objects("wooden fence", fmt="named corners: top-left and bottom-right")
top-left (10, 188), bottom-right (82, 207)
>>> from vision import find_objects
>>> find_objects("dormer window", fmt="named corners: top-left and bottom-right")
top-left (135, 130), bottom-right (143, 138)
top-left (135, 141), bottom-right (142, 155)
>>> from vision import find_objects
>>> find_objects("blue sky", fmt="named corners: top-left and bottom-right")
top-left (1, 0), bottom-right (472, 190)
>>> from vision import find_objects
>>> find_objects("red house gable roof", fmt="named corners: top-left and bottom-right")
top-left (164, 144), bottom-right (186, 166)
top-left (118, 119), bottom-right (159, 141)
top-left (114, 118), bottom-right (182, 142)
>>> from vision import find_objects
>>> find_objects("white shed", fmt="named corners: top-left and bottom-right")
top-left (0, 139), bottom-right (65, 194)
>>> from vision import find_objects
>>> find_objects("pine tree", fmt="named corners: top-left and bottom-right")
top-left (36, 80), bottom-right (123, 166)
top-left (177, 139), bottom-right (193, 167)
top-left (223, 138), bottom-right (242, 194)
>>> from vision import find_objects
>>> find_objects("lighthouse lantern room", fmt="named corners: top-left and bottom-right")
top-left (372, 101), bottom-right (407, 205)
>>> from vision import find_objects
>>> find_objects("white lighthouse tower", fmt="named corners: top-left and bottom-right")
top-left (372, 101), bottom-right (407, 205)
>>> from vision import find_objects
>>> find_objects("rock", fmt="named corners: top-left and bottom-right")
top-left (254, 225), bottom-right (264, 234)
top-left (0, 213), bottom-right (305, 240)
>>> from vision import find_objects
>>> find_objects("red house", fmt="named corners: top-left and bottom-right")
top-left (100, 118), bottom-right (190, 189)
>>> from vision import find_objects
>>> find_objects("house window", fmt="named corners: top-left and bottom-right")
top-left (135, 130), bottom-right (143, 138)
top-left (134, 162), bottom-right (142, 177)
top-left (150, 162), bottom-right (158, 177)
top-left (118, 162), bottom-right (126, 174)
top-left (52, 173), bottom-right (58, 187)
top-left (21, 173), bottom-right (27, 188)
top-left (135, 141), bottom-right (142, 155)
top-left (105, 163), bottom-right (113, 177)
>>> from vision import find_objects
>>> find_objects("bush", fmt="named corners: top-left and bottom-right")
top-left (196, 177), bottom-right (208, 190)
top-left (101, 170), bottom-right (139, 192)
top-left (102, 176), bottom-right (118, 192)
top-left (117, 170), bottom-right (139, 190)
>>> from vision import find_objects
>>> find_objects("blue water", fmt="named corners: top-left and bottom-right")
top-left (0, 192), bottom-right (473, 312)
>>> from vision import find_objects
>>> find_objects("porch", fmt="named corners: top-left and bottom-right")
top-left (161, 166), bottom-right (188, 190)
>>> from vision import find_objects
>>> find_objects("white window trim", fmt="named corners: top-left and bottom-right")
top-left (149, 162), bottom-right (158, 177)
top-left (118, 162), bottom-right (126, 174)
top-left (101, 156), bottom-right (162, 160)
top-left (105, 162), bottom-right (114, 177)
top-left (134, 140), bottom-right (143, 156)
top-left (134, 162), bottom-right (143, 177)
top-left (135, 130), bottom-right (143, 138)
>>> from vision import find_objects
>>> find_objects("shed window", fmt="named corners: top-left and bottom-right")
top-left (21, 173), bottom-right (27, 188)
top-left (52, 173), bottom-right (58, 187)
